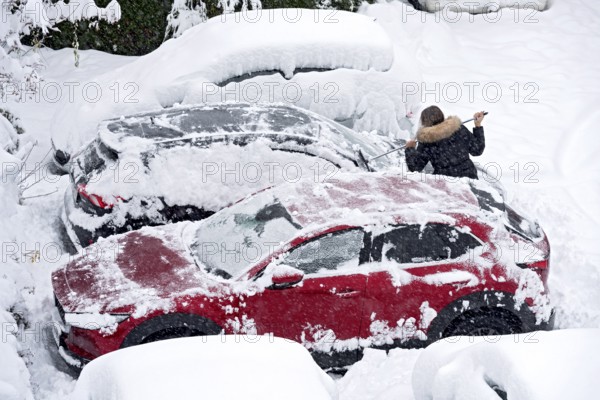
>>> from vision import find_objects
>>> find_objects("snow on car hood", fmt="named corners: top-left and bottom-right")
top-left (51, 222), bottom-right (217, 315)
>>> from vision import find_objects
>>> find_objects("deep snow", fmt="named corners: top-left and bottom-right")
top-left (0, 0), bottom-right (599, 399)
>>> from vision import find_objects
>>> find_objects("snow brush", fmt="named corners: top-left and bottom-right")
top-left (359, 112), bottom-right (488, 170)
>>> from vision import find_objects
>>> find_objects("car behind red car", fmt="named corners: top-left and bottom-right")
top-left (52, 172), bottom-right (554, 369)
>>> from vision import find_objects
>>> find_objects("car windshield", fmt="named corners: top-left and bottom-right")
top-left (189, 193), bottom-right (302, 279)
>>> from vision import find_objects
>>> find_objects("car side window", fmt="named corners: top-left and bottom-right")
top-left (372, 224), bottom-right (481, 264)
top-left (281, 229), bottom-right (365, 275)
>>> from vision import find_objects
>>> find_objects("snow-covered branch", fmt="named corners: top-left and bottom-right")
top-left (0, 0), bottom-right (121, 95)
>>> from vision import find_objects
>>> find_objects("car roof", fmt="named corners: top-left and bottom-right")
top-left (266, 172), bottom-right (502, 228)
top-left (97, 103), bottom-right (391, 167)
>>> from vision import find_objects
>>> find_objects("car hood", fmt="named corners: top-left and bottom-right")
top-left (52, 222), bottom-right (219, 314)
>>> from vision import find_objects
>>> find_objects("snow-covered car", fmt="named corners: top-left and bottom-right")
top-left (61, 102), bottom-right (395, 247)
top-left (70, 336), bottom-right (337, 400)
top-left (408, 0), bottom-right (549, 13)
top-left (52, 172), bottom-right (554, 370)
top-left (50, 8), bottom-right (420, 171)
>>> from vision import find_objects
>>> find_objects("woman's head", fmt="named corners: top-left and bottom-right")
top-left (420, 106), bottom-right (445, 127)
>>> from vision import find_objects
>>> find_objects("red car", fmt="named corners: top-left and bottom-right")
top-left (51, 173), bottom-right (554, 370)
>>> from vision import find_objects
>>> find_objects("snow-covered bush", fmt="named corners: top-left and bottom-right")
top-left (165, 0), bottom-right (208, 39)
top-left (0, 0), bottom-right (121, 95)
top-left (0, 110), bottom-right (23, 154)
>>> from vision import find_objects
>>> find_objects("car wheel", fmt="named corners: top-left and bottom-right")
top-left (141, 327), bottom-right (205, 344)
top-left (443, 307), bottom-right (522, 337)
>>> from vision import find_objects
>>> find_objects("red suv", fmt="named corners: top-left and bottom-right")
top-left (51, 173), bottom-right (554, 369)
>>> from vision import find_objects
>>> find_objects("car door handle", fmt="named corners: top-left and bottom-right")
top-left (335, 289), bottom-right (361, 298)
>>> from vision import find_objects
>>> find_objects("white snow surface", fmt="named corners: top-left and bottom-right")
top-left (412, 329), bottom-right (600, 400)
top-left (70, 335), bottom-right (337, 400)
top-left (1, 0), bottom-right (599, 399)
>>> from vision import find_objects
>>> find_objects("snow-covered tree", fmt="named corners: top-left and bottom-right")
top-left (218, 0), bottom-right (262, 14)
top-left (165, 0), bottom-right (208, 40)
top-left (0, 0), bottom-right (121, 96)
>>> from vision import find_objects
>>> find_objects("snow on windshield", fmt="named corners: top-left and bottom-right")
top-left (96, 103), bottom-right (393, 168)
top-left (189, 193), bottom-right (302, 279)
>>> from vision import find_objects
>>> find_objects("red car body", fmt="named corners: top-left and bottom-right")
top-left (52, 173), bottom-right (554, 369)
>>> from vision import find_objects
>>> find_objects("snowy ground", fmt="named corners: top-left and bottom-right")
top-left (1, 0), bottom-right (599, 398)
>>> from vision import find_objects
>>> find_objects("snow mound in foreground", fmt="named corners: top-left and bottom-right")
top-left (412, 329), bottom-right (600, 400)
top-left (70, 335), bottom-right (337, 400)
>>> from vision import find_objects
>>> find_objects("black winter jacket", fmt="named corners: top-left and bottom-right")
top-left (405, 116), bottom-right (485, 179)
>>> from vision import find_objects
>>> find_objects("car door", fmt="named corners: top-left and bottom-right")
top-left (245, 228), bottom-right (368, 354)
top-left (361, 223), bottom-right (482, 346)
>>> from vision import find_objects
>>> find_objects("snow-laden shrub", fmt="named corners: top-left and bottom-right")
top-left (165, 0), bottom-right (208, 39)
top-left (0, 0), bottom-right (121, 96)
top-left (0, 110), bottom-right (23, 154)
top-left (42, 0), bottom-right (359, 56)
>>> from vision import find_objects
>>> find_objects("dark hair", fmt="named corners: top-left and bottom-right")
top-left (420, 106), bottom-right (445, 127)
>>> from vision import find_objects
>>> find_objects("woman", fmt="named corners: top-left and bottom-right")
top-left (405, 106), bottom-right (485, 179)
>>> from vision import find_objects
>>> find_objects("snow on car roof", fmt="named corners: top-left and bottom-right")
top-left (266, 172), bottom-right (496, 228)
top-left (97, 102), bottom-right (391, 165)
top-left (116, 9), bottom-right (393, 88)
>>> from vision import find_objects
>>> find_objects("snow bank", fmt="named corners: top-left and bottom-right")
top-left (412, 329), bottom-right (600, 400)
top-left (338, 348), bottom-right (421, 400)
top-left (0, 149), bottom-right (36, 400)
top-left (0, 322), bottom-right (34, 400)
top-left (70, 335), bottom-right (337, 400)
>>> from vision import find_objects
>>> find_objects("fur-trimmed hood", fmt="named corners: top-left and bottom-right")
top-left (416, 116), bottom-right (462, 143)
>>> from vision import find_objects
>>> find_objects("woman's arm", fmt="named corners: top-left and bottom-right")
top-left (469, 111), bottom-right (485, 156)
top-left (469, 126), bottom-right (485, 156)
top-left (405, 141), bottom-right (430, 172)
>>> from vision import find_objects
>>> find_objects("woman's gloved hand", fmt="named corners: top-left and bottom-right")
top-left (474, 111), bottom-right (485, 127)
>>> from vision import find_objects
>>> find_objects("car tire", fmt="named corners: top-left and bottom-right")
top-left (121, 313), bottom-right (223, 349)
top-left (443, 307), bottom-right (522, 337)
top-left (141, 327), bottom-right (205, 344)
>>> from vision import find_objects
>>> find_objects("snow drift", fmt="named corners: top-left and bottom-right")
top-left (70, 335), bottom-right (338, 400)
top-left (412, 329), bottom-right (600, 400)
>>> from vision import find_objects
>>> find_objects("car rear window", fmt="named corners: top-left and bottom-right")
top-left (74, 139), bottom-right (118, 176)
top-left (504, 205), bottom-right (542, 241)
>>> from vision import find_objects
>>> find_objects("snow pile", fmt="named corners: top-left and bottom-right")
top-left (0, 145), bottom-right (35, 400)
top-left (412, 329), bottom-right (600, 400)
top-left (338, 348), bottom-right (421, 400)
top-left (0, 322), bottom-right (34, 400)
top-left (70, 335), bottom-right (337, 400)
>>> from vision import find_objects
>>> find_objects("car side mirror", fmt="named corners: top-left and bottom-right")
top-left (267, 264), bottom-right (304, 290)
